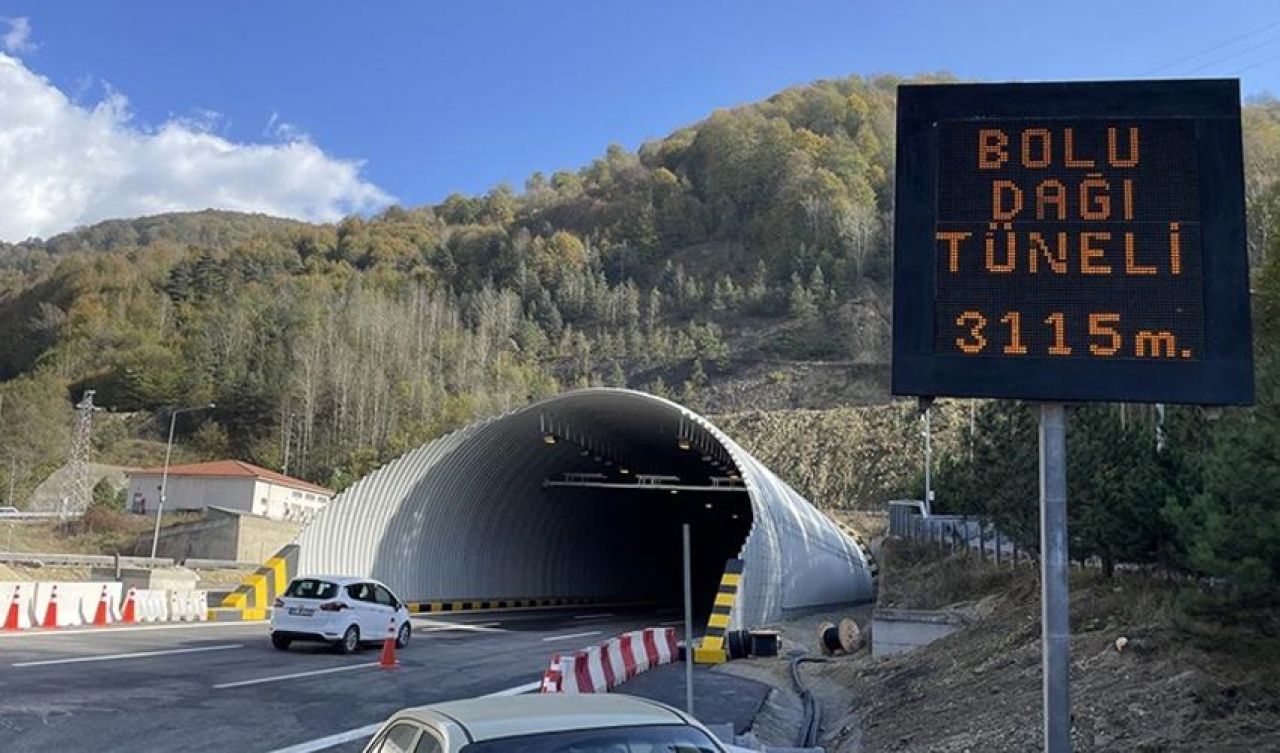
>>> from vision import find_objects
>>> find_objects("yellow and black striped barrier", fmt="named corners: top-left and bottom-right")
top-left (835, 520), bottom-right (880, 578)
top-left (207, 544), bottom-right (298, 622)
top-left (693, 558), bottom-right (744, 664)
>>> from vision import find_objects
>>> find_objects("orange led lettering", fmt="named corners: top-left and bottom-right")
top-left (1080, 174), bottom-right (1111, 220)
top-left (1123, 178), bottom-right (1134, 220)
top-left (1080, 232), bottom-right (1112, 274)
top-left (937, 231), bottom-right (972, 273)
top-left (1036, 179), bottom-right (1067, 220)
top-left (1063, 128), bottom-right (1094, 168)
top-left (1045, 313), bottom-right (1071, 355)
top-left (1000, 312), bottom-right (1027, 354)
top-left (1135, 330), bottom-right (1177, 358)
top-left (1021, 128), bottom-right (1051, 168)
top-left (955, 311), bottom-right (988, 354)
top-left (985, 224), bottom-right (1017, 272)
top-left (1124, 232), bottom-right (1156, 275)
top-left (1107, 126), bottom-right (1139, 167)
top-left (992, 180), bottom-right (1024, 220)
top-left (1088, 313), bottom-right (1121, 356)
top-left (1169, 222), bottom-right (1182, 275)
top-left (1028, 231), bottom-right (1068, 274)
top-left (979, 129), bottom-right (1009, 169)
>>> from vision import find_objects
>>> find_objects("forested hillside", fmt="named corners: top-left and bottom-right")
top-left (2, 74), bottom-right (1280, 518)
top-left (0, 74), bottom-right (917, 496)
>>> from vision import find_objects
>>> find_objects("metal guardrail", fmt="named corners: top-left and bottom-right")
top-left (888, 501), bottom-right (1029, 565)
top-left (0, 512), bottom-right (82, 522)
top-left (0, 551), bottom-right (176, 568)
top-left (0, 551), bottom-right (260, 570)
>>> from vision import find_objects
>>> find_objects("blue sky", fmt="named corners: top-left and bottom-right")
top-left (2, 1), bottom-right (1279, 240)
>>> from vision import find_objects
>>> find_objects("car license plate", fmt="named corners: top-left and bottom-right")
top-left (288, 607), bottom-right (315, 616)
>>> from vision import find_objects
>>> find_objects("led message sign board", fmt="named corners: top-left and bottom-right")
top-left (892, 80), bottom-right (1253, 405)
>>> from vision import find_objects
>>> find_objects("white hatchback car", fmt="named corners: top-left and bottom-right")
top-left (270, 575), bottom-right (411, 654)
top-left (361, 694), bottom-right (727, 753)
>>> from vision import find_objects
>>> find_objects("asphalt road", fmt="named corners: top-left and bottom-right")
top-left (0, 606), bottom-right (766, 753)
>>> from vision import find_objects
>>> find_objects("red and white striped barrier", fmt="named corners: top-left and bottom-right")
top-left (0, 583), bottom-right (208, 630)
top-left (549, 627), bottom-right (679, 694)
top-left (539, 653), bottom-right (562, 693)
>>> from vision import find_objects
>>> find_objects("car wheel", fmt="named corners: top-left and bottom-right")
top-left (396, 621), bottom-right (411, 649)
top-left (335, 624), bottom-right (360, 654)
top-left (271, 633), bottom-right (292, 651)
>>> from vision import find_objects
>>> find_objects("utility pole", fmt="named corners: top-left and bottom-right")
top-left (919, 397), bottom-right (934, 515)
top-left (150, 402), bottom-right (215, 559)
top-left (682, 523), bottom-right (694, 715)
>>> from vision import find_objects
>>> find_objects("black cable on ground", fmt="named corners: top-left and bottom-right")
top-left (789, 653), bottom-right (827, 748)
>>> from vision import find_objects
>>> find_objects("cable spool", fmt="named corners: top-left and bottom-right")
top-left (726, 629), bottom-right (751, 660)
top-left (838, 618), bottom-right (862, 653)
top-left (817, 621), bottom-right (841, 655)
top-left (818, 618), bottom-right (863, 655)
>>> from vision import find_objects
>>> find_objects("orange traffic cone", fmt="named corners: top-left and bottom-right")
top-left (3, 584), bottom-right (21, 631)
top-left (121, 587), bottom-right (137, 624)
top-left (379, 616), bottom-right (398, 669)
top-left (41, 585), bottom-right (58, 629)
top-left (92, 584), bottom-right (110, 626)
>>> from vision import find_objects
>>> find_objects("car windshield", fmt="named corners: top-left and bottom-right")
top-left (460, 724), bottom-right (721, 753)
top-left (284, 579), bottom-right (338, 600)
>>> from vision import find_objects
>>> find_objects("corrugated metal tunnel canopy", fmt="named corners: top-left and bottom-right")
top-left (296, 389), bottom-right (874, 627)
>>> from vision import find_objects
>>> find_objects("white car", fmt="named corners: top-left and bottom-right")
top-left (270, 575), bottom-right (411, 654)
top-left (361, 694), bottom-right (727, 753)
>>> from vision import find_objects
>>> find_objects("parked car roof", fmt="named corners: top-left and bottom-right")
top-left (390, 694), bottom-right (694, 742)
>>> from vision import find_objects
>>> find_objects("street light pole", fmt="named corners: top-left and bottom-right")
top-left (150, 403), bottom-right (214, 560)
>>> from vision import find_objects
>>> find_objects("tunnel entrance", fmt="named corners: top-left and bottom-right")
top-left (296, 389), bottom-right (877, 629)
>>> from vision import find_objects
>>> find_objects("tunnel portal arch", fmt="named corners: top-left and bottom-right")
top-left (295, 389), bottom-right (874, 627)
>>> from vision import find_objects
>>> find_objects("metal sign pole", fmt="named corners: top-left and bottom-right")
top-left (1039, 403), bottom-right (1071, 752)
top-left (682, 523), bottom-right (695, 715)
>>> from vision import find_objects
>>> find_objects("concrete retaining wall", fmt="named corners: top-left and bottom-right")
top-left (146, 508), bottom-right (301, 562)
top-left (871, 608), bottom-right (968, 657)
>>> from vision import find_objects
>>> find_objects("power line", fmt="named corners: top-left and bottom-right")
top-left (1185, 33), bottom-right (1280, 74)
top-left (1145, 19), bottom-right (1280, 75)
top-left (1235, 50), bottom-right (1280, 75)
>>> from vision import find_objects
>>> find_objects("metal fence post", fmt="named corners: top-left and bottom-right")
top-left (1040, 403), bottom-right (1071, 753)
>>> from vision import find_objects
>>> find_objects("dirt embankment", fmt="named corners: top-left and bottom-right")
top-left (814, 541), bottom-right (1280, 752)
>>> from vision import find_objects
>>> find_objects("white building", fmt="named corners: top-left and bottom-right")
top-left (126, 460), bottom-right (333, 523)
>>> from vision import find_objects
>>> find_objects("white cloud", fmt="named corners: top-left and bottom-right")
top-left (1, 17), bottom-right (36, 55)
top-left (0, 53), bottom-right (393, 242)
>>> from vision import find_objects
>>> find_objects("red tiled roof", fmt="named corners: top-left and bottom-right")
top-left (128, 460), bottom-right (333, 496)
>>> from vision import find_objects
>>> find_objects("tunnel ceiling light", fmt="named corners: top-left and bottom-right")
top-left (579, 449), bottom-right (590, 457)
top-left (619, 467), bottom-right (630, 474)
top-left (704, 503), bottom-right (713, 509)
top-left (701, 454), bottom-right (712, 462)
top-left (732, 513), bottom-right (740, 519)
top-left (670, 489), bottom-right (679, 495)
top-left (678, 438), bottom-right (691, 451)
top-left (542, 433), bottom-right (556, 445)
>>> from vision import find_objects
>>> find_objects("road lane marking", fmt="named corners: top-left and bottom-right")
top-left (213, 661), bottom-right (379, 689)
top-left (267, 679), bottom-right (539, 753)
top-left (12, 643), bottom-right (243, 667)
top-left (540, 630), bottom-right (601, 642)
top-left (267, 723), bottom-right (384, 753)
top-left (481, 680), bottom-right (541, 696)
top-left (0, 621), bottom-right (267, 639)
top-left (573, 613), bottom-right (614, 620)
top-left (413, 620), bottom-right (502, 632)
